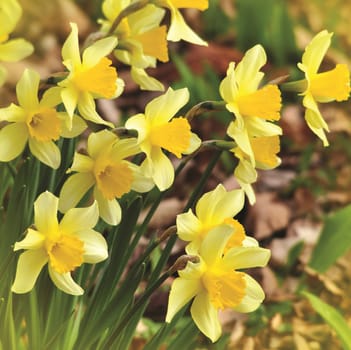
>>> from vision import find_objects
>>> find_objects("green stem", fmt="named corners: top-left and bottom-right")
top-left (185, 100), bottom-right (226, 122)
top-left (281, 79), bottom-right (307, 92)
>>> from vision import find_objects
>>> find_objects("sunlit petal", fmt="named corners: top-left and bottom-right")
top-left (48, 266), bottom-right (84, 295)
top-left (75, 229), bottom-right (108, 263)
top-left (0, 122), bottom-right (28, 161)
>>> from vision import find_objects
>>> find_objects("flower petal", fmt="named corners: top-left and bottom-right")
top-left (166, 277), bottom-right (201, 322)
top-left (28, 139), bottom-right (61, 169)
top-left (0, 122), bottom-right (28, 161)
top-left (60, 113), bottom-right (87, 138)
top-left (129, 163), bottom-right (155, 193)
top-left (60, 200), bottom-right (99, 234)
top-left (59, 172), bottom-right (95, 212)
top-left (75, 229), bottom-right (108, 263)
top-left (232, 274), bottom-right (265, 313)
top-left (34, 191), bottom-right (59, 235)
top-left (200, 225), bottom-right (233, 266)
top-left (82, 36), bottom-right (117, 67)
top-left (125, 113), bottom-right (148, 143)
top-left (0, 38), bottom-right (34, 62)
top-left (219, 62), bottom-right (238, 105)
top-left (145, 87), bottom-right (189, 124)
top-left (40, 86), bottom-right (63, 107)
top-left (61, 86), bottom-right (78, 120)
top-left (223, 246), bottom-right (271, 270)
top-left (16, 69), bottom-right (40, 111)
top-left (94, 187), bottom-right (121, 225)
top-left (11, 249), bottom-right (48, 294)
top-left (70, 153), bottom-right (94, 173)
top-left (62, 22), bottom-right (81, 66)
top-left (14, 228), bottom-right (45, 251)
top-left (0, 103), bottom-right (26, 122)
top-left (176, 209), bottom-right (202, 242)
top-left (191, 291), bottom-right (222, 342)
top-left (48, 266), bottom-right (84, 295)
top-left (149, 147), bottom-right (174, 191)
top-left (87, 129), bottom-right (116, 158)
top-left (184, 132), bottom-right (201, 154)
top-left (131, 67), bottom-right (165, 91)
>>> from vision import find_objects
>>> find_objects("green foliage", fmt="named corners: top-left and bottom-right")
top-left (302, 291), bottom-right (351, 350)
top-left (309, 204), bottom-right (351, 272)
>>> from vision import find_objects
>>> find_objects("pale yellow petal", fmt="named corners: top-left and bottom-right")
top-left (0, 122), bottom-right (28, 161)
top-left (129, 163), bottom-right (155, 193)
top-left (183, 132), bottom-right (201, 154)
top-left (191, 292), bottom-right (221, 342)
top-left (60, 113), bottom-right (87, 138)
top-left (235, 45), bottom-right (266, 94)
top-left (75, 229), bottom-right (108, 263)
top-left (219, 62), bottom-right (238, 105)
top-left (145, 87), bottom-right (189, 124)
top-left (48, 266), bottom-right (84, 295)
top-left (59, 172), bottom-right (95, 212)
top-left (70, 153), bottom-right (94, 173)
top-left (61, 86), bottom-right (78, 119)
top-left (14, 228), bottom-right (45, 251)
top-left (166, 277), bottom-right (201, 322)
top-left (34, 191), bottom-right (59, 235)
top-left (176, 209), bottom-right (202, 242)
top-left (0, 104), bottom-right (26, 122)
top-left (87, 129), bottom-right (116, 158)
top-left (149, 147), bottom-right (174, 191)
top-left (28, 139), bottom-right (61, 169)
top-left (0, 0), bottom-right (22, 36)
top-left (94, 187), bottom-right (121, 225)
top-left (0, 39), bottom-right (33, 62)
top-left (125, 113), bottom-right (148, 142)
top-left (59, 200), bottom-right (98, 234)
top-left (131, 67), bottom-right (165, 91)
top-left (82, 36), bottom-right (117, 67)
top-left (11, 249), bottom-right (48, 294)
top-left (62, 22), bottom-right (81, 66)
top-left (300, 30), bottom-right (332, 76)
top-left (232, 275), bottom-right (265, 313)
top-left (16, 69), bottom-right (40, 111)
top-left (40, 87), bottom-right (64, 108)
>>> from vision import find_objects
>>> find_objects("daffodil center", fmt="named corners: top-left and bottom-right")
top-left (73, 57), bottom-right (117, 98)
top-left (94, 157), bottom-right (133, 200)
top-left (237, 84), bottom-right (281, 120)
top-left (171, 0), bottom-right (208, 10)
top-left (27, 108), bottom-right (61, 142)
top-left (149, 117), bottom-right (191, 158)
top-left (223, 218), bottom-right (246, 254)
top-left (251, 136), bottom-right (280, 168)
top-left (47, 234), bottom-right (84, 274)
top-left (203, 268), bottom-right (246, 309)
top-left (309, 64), bottom-right (350, 102)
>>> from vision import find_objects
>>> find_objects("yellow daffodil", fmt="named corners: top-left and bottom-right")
top-left (166, 225), bottom-right (270, 342)
top-left (219, 45), bottom-right (282, 165)
top-left (100, 0), bottom-right (168, 91)
top-left (54, 22), bottom-right (122, 128)
top-left (152, 0), bottom-right (208, 46)
top-left (297, 30), bottom-right (350, 146)
top-left (176, 184), bottom-right (246, 253)
top-left (125, 87), bottom-right (201, 191)
top-left (59, 129), bottom-right (153, 225)
top-left (12, 191), bottom-right (108, 295)
top-left (0, 0), bottom-right (34, 85)
top-left (231, 135), bottom-right (281, 204)
top-left (0, 69), bottom-right (86, 168)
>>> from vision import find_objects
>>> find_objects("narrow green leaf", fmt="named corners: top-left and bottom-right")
top-left (302, 291), bottom-right (351, 350)
top-left (309, 204), bottom-right (351, 272)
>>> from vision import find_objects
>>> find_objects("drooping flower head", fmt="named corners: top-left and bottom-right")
top-left (297, 30), bottom-right (350, 146)
top-left (59, 129), bottom-right (153, 225)
top-left (100, 0), bottom-right (168, 91)
top-left (166, 225), bottom-right (271, 342)
top-left (176, 184), bottom-right (246, 253)
top-left (231, 135), bottom-right (281, 204)
top-left (152, 0), bottom-right (208, 46)
top-left (219, 45), bottom-right (282, 165)
top-left (12, 191), bottom-right (108, 295)
top-left (0, 0), bottom-right (34, 85)
top-left (54, 22), bottom-right (122, 128)
top-left (125, 87), bottom-right (201, 191)
top-left (0, 69), bottom-right (86, 168)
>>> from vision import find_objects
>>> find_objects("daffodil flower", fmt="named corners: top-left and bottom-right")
top-left (166, 225), bottom-right (270, 342)
top-left (297, 30), bottom-right (350, 146)
top-left (219, 45), bottom-right (282, 165)
top-left (0, 0), bottom-right (34, 85)
top-left (231, 135), bottom-right (281, 204)
top-left (59, 129), bottom-right (153, 225)
top-left (152, 0), bottom-right (208, 46)
top-left (125, 87), bottom-right (201, 191)
top-left (0, 69), bottom-right (86, 169)
top-left (12, 191), bottom-right (108, 295)
top-left (176, 184), bottom-right (246, 253)
top-left (100, 0), bottom-right (168, 91)
top-left (54, 22), bottom-right (122, 129)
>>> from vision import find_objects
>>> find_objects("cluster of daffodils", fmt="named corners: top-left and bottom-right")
top-left (1, 0), bottom-right (350, 345)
